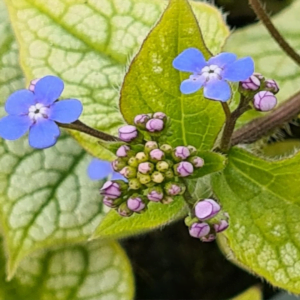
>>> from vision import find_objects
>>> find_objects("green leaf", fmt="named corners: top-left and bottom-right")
top-left (231, 286), bottom-right (262, 300)
top-left (5, 0), bottom-right (229, 159)
top-left (189, 151), bottom-right (227, 179)
top-left (225, 0), bottom-right (300, 126)
top-left (0, 238), bottom-right (134, 300)
top-left (120, 0), bottom-right (228, 151)
top-left (212, 147), bottom-right (300, 293)
top-left (0, 3), bottom-right (107, 277)
top-left (92, 197), bottom-right (187, 240)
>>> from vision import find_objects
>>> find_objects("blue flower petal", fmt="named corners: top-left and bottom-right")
top-left (49, 99), bottom-right (83, 123)
top-left (207, 52), bottom-right (237, 68)
top-left (28, 119), bottom-right (60, 149)
top-left (180, 76), bottom-right (205, 94)
top-left (204, 80), bottom-right (231, 102)
top-left (111, 172), bottom-right (127, 182)
top-left (5, 89), bottom-right (36, 115)
top-left (173, 48), bottom-right (206, 73)
top-left (34, 76), bottom-right (64, 106)
top-left (222, 57), bottom-right (254, 82)
top-left (0, 115), bottom-right (32, 140)
top-left (87, 159), bottom-right (113, 180)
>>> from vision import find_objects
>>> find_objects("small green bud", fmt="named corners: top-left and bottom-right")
top-left (114, 180), bottom-right (129, 192)
top-left (138, 173), bottom-right (152, 185)
top-left (145, 181), bottom-right (156, 188)
top-left (156, 161), bottom-right (169, 172)
top-left (151, 171), bottom-right (165, 183)
top-left (160, 144), bottom-right (173, 155)
top-left (120, 166), bottom-right (137, 179)
top-left (184, 215), bottom-right (199, 227)
top-left (112, 158), bottom-right (127, 172)
top-left (161, 196), bottom-right (173, 205)
top-left (164, 169), bottom-right (175, 180)
top-left (135, 152), bottom-right (148, 163)
top-left (118, 202), bottom-right (133, 217)
top-left (129, 178), bottom-right (142, 190)
top-left (164, 182), bottom-right (185, 196)
top-left (188, 156), bottom-right (205, 168)
top-left (144, 141), bottom-right (158, 153)
top-left (187, 145), bottom-right (197, 155)
top-left (128, 157), bottom-right (139, 168)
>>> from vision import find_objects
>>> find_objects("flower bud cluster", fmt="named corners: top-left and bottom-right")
top-left (100, 113), bottom-right (205, 217)
top-left (185, 199), bottom-right (229, 242)
top-left (240, 73), bottom-right (279, 112)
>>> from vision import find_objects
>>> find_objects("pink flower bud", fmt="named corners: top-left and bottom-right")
top-left (175, 161), bottom-right (194, 177)
top-left (189, 223), bottom-right (210, 238)
top-left (147, 187), bottom-right (164, 202)
top-left (134, 114), bottom-right (150, 127)
top-left (153, 112), bottom-right (166, 120)
top-left (265, 79), bottom-right (279, 94)
top-left (200, 234), bottom-right (216, 242)
top-left (28, 78), bottom-right (40, 92)
top-left (165, 184), bottom-right (181, 196)
top-left (241, 75), bottom-right (260, 90)
top-left (190, 156), bottom-right (204, 168)
top-left (253, 72), bottom-right (264, 80)
top-left (138, 162), bottom-right (154, 174)
top-left (195, 199), bottom-right (220, 220)
top-left (127, 196), bottom-right (146, 212)
top-left (174, 146), bottom-right (190, 160)
top-left (146, 119), bottom-right (164, 132)
top-left (214, 220), bottom-right (229, 233)
top-left (118, 202), bottom-right (133, 217)
top-left (100, 181), bottom-right (122, 199)
top-left (144, 141), bottom-right (158, 152)
top-left (253, 91), bottom-right (277, 112)
top-left (116, 145), bottom-right (131, 157)
top-left (103, 197), bottom-right (115, 208)
top-left (149, 149), bottom-right (165, 162)
top-left (118, 125), bottom-right (138, 142)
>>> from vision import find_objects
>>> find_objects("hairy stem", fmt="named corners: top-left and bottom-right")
top-left (232, 90), bottom-right (300, 145)
top-left (57, 120), bottom-right (120, 142)
top-left (249, 0), bottom-right (300, 66)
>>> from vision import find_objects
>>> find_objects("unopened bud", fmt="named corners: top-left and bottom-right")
top-left (265, 79), bottom-right (279, 94)
top-left (138, 173), bottom-right (151, 185)
top-left (135, 152), bottom-right (148, 163)
top-left (129, 178), bottom-right (142, 190)
top-left (195, 199), bottom-right (220, 220)
top-left (144, 141), bottom-right (158, 153)
top-left (253, 91), bottom-right (277, 112)
top-left (253, 72), bottom-right (264, 80)
top-left (164, 182), bottom-right (185, 196)
top-left (174, 161), bottom-right (194, 177)
top-left (161, 196), bottom-right (174, 205)
top-left (112, 158), bottom-right (127, 172)
top-left (173, 146), bottom-right (190, 161)
top-left (134, 114), bottom-right (151, 128)
top-left (118, 125), bottom-right (138, 142)
top-left (149, 149), bottom-right (165, 162)
top-left (128, 157), bottom-right (139, 168)
top-left (187, 145), bottom-right (197, 154)
top-left (116, 145), bottom-right (131, 158)
top-left (100, 181), bottom-right (122, 199)
top-left (153, 112), bottom-right (167, 120)
top-left (147, 186), bottom-right (164, 202)
top-left (119, 166), bottom-right (137, 179)
top-left (151, 171), bottom-right (165, 183)
top-left (164, 169), bottom-right (175, 180)
top-left (127, 195), bottom-right (146, 212)
top-left (118, 202), bottom-right (133, 217)
top-left (214, 219), bottom-right (229, 233)
top-left (200, 234), bottom-right (216, 242)
top-left (146, 118), bottom-right (164, 132)
top-left (189, 156), bottom-right (204, 168)
top-left (156, 161), bottom-right (169, 172)
top-left (240, 75), bottom-right (260, 91)
top-left (189, 223), bottom-right (210, 238)
top-left (160, 144), bottom-right (173, 154)
top-left (138, 162), bottom-right (154, 174)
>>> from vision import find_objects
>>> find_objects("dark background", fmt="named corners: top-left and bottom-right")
top-left (122, 1), bottom-right (294, 299)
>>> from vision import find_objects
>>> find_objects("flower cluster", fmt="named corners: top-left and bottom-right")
top-left (185, 199), bottom-right (229, 242)
top-left (240, 73), bottom-right (279, 112)
top-left (98, 112), bottom-right (205, 217)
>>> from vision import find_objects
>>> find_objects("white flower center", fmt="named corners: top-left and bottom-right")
top-left (199, 65), bottom-right (222, 81)
top-left (28, 103), bottom-right (49, 122)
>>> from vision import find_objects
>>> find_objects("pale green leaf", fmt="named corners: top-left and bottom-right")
top-left (0, 3), bottom-right (106, 277)
top-left (5, 0), bottom-right (229, 158)
top-left (0, 238), bottom-right (134, 300)
top-left (225, 1), bottom-right (300, 126)
top-left (231, 286), bottom-right (262, 300)
top-left (212, 148), bottom-right (300, 293)
top-left (120, 0), bottom-right (228, 150)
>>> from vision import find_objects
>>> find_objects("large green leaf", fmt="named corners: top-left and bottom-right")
top-left (0, 238), bottom-right (134, 300)
top-left (120, 0), bottom-right (227, 150)
top-left (92, 197), bottom-right (187, 240)
top-left (5, 0), bottom-right (229, 158)
top-left (0, 3), bottom-right (107, 277)
top-left (225, 1), bottom-right (300, 126)
top-left (212, 148), bottom-right (300, 293)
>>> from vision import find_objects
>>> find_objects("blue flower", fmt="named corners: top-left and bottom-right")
top-left (0, 75), bottom-right (83, 149)
top-left (87, 159), bottom-right (127, 181)
top-left (173, 48), bottom-right (254, 102)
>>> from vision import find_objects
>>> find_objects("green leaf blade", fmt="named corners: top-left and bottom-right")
top-left (120, 0), bottom-right (228, 150)
top-left (212, 148), bottom-right (300, 293)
